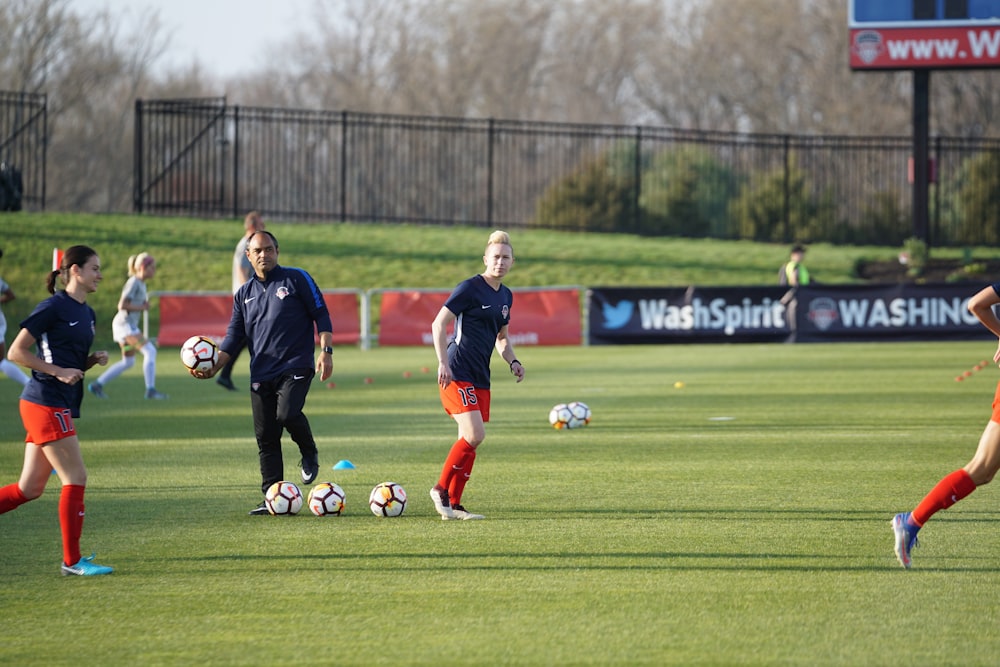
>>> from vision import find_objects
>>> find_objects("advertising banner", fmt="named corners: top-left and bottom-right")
top-left (589, 286), bottom-right (791, 344)
top-left (588, 284), bottom-right (995, 345)
top-left (794, 283), bottom-right (990, 342)
top-left (157, 291), bottom-right (362, 346)
top-left (377, 287), bottom-right (581, 346)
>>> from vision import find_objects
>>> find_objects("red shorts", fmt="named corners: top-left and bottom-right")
top-left (20, 400), bottom-right (77, 446)
top-left (439, 381), bottom-right (491, 422)
top-left (992, 382), bottom-right (1000, 423)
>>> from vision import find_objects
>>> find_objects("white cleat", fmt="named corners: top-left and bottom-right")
top-left (430, 486), bottom-right (455, 520)
top-left (449, 504), bottom-right (484, 520)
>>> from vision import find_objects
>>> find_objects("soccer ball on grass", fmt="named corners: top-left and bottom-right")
top-left (307, 482), bottom-right (346, 516)
top-left (180, 335), bottom-right (219, 373)
top-left (369, 482), bottom-right (407, 517)
top-left (265, 481), bottom-right (303, 515)
top-left (549, 401), bottom-right (591, 430)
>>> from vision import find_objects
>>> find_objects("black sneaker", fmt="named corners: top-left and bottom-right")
top-left (300, 454), bottom-right (319, 485)
top-left (248, 501), bottom-right (270, 516)
top-left (216, 376), bottom-right (237, 391)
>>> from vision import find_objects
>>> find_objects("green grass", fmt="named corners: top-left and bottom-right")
top-left (3, 341), bottom-right (1000, 665)
top-left (5, 210), bottom-right (1000, 350)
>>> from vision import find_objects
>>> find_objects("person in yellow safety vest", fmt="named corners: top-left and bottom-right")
top-left (780, 244), bottom-right (810, 287)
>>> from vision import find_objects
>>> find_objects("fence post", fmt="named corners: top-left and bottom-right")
top-left (932, 134), bottom-right (941, 245)
top-left (783, 134), bottom-right (791, 243)
top-left (633, 125), bottom-right (642, 234)
top-left (232, 105), bottom-right (240, 219)
top-left (40, 93), bottom-right (48, 210)
top-left (340, 110), bottom-right (348, 222)
top-left (488, 118), bottom-right (495, 226)
top-left (133, 99), bottom-right (143, 213)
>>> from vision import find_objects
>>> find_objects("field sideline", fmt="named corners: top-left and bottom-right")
top-left (2, 340), bottom-right (1000, 665)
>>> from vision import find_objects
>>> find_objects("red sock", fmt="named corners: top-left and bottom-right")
top-left (59, 484), bottom-right (86, 566)
top-left (911, 469), bottom-right (976, 527)
top-left (448, 448), bottom-right (477, 506)
top-left (437, 438), bottom-right (474, 493)
top-left (0, 483), bottom-right (30, 514)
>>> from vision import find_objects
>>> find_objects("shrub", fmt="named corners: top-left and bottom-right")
top-left (533, 152), bottom-right (636, 232)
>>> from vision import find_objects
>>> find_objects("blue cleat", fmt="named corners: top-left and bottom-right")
top-left (61, 553), bottom-right (114, 576)
top-left (891, 512), bottom-right (919, 569)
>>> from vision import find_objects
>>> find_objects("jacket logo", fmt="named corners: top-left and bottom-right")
top-left (276, 286), bottom-right (290, 300)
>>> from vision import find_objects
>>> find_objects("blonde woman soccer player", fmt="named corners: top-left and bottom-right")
top-left (88, 252), bottom-right (167, 400)
top-left (892, 282), bottom-right (1000, 568)
top-left (0, 245), bottom-right (113, 576)
top-left (429, 230), bottom-right (525, 520)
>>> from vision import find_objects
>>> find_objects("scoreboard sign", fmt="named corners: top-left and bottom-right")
top-left (850, 0), bottom-right (1000, 69)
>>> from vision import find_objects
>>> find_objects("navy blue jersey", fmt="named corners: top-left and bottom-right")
top-left (221, 265), bottom-right (332, 383)
top-left (19, 292), bottom-right (97, 417)
top-left (444, 275), bottom-right (513, 389)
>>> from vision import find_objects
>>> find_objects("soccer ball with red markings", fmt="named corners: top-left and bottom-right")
top-left (567, 401), bottom-right (592, 428)
top-left (549, 401), bottom-right (591, 430)
top-left (180, 335), bottom-right (219, 373)
top-left (369, 482), bottom-right (407, 517)
top-left (549, 403), bottom-right (574, 430)
top-left (307, 482), bottom-right (346, 517)
top-left (265, 481), bottom-right (303, 515)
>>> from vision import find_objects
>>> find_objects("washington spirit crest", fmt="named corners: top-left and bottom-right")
top-left (807, 297), bottom-right (839, 331)
top-left (852, 31), bottom-right (884, 65)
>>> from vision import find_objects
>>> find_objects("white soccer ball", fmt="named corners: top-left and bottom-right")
top-left (566, 401), bottom-right (592, 429)
top-left (369, 481), bottom-right (407, 517)
top-left (265, 481), bottom-right (303, 515)
top-left (549, 403), bottom-right (573, 430)
top-left (180, 335), bottom-right (219, 373)
top-left (307, 482), bottom-right (346, 516)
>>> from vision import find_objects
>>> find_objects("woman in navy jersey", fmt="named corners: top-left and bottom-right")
top-left (892, 282), bottom-right (1000, 568)
top-left (429, 230), bottom-right (525, 520)
top-left (0, 245), bottom-right (113, 576)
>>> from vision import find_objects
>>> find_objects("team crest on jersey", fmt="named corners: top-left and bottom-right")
top-left (502, 304), bottom-right (509, 319)
top-left (276, 286), bottom-right (290, 300)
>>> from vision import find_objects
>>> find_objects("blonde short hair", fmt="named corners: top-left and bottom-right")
top-left (486, 230), bottom-right (512, 253)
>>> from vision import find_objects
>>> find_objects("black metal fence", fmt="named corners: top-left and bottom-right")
top-left (0, 91), bottom-right (47, 211)
top-left (134, 98), bottom-right (1000, 246)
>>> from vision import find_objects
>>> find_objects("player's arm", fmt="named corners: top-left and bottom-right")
top-left (118, 283), bottom-right (147, 312)
top-left (432, 306), bottom-right (456, 388)
top-left (316, 330), bottom-right (333, 381)
top-left (495, 325), bottom-right (524, 383)
top-left (968, 285), bottom-right (1000, 363)
top-left (8, 327), bottom-right (84, 384)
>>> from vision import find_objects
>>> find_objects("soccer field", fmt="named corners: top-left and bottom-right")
top-left (2, 341), bottom-right (1000, 665)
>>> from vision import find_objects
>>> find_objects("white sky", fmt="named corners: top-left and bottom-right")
top-left (67, 0), bottom-right (320, 79)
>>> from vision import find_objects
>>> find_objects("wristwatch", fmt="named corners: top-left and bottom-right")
top-left (321, 346), bottom-right (333, 355)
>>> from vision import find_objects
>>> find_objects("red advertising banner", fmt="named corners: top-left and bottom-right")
top-left (850, 26), bottom-right (1000, 69)
top-left (156, 291), bottom-right (361, 346)
top-left (377, 288), bottom-right (581, 346)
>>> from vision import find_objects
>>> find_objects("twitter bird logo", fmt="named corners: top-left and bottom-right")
top-left (602, 300), bottom-right (634, 329)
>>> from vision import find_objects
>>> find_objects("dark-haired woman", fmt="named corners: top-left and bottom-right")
top-left (0, 245), bottom-right (113, 576)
